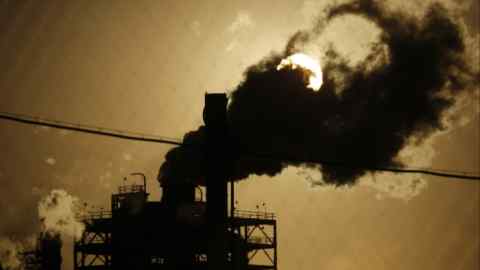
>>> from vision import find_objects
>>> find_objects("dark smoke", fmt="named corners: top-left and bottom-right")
top-left (159, 127), bottom-right (206, 186)
top-left (159, 0), bottom-right (478, 186)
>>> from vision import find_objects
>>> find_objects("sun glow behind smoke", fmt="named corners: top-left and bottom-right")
top-left (277, 53), bottom-right (323, 91)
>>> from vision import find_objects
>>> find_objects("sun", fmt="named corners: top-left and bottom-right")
top-left (276, 53), bottom-right (323, 91)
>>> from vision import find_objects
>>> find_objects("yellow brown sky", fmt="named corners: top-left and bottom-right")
top-left (0, 0), bottom-right (478, 269)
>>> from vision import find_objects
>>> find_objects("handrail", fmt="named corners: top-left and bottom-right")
top-left (233, 210), bottom-right (275, 220)
top-left (80, 210), bottom-right (112, 222)
top-left (118, 184), bottom-right (145, 194)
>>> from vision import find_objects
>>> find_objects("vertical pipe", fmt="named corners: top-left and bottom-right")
top-left (204, 93), bottom-right (230, 270)
top-left (230, 180), bottom-right (235, 269)
top-left (73, 242), bottom-right (78, 270)
top-left (274, 222), bottom-right (277, 270)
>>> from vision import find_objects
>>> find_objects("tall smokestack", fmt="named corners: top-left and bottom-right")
top-left (38, 233), bottom-right (62, 270)
top-left (204, 93), bottom-right (230, 270)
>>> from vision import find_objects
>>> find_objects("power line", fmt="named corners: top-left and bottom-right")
top-left (0, 111), bottom-right (182, 146)
top-left (1, 111), bottom-right (479, 180)
top-left (242, 152), bottom-right (480, 181)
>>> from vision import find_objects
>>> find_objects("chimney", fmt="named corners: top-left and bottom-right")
top-left (38, 233), bottom-right (62, 270)
top-left (204, 93), bottom-right (230, 270)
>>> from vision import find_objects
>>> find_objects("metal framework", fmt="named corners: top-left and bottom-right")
top-left (73, 188), bottom-right (277, 270)
top-left (74, 211), bottom-right (112, 270)
top-left (74, 94), bottom-right (277, 270)
top-left (20, 250), bottom-right (40, 270)
top-left (231, 210), bottom-right (277, 270)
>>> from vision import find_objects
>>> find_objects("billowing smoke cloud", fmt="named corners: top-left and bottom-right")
top-left (159, 0), bottom-right (478, 187)
top-left (0, 235), bottom-right (36, 270)
top-left (0, 189), bottom-right (81, 270)
top-left (0, 238), bottom-right (22, 270)
top-left (37, 189), bottom-right (85, 239)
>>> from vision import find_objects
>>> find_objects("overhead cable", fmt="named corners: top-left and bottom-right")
top-left (1, 111), bottom-right (478, 180)
top-left (0, 111), bottom-right (182, 146)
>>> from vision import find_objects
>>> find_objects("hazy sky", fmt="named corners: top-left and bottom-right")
top-left (0, 1), bottom-right (478, 270)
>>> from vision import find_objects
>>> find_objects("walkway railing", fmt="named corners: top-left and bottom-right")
top-left (233, 210), bottom-right (275, 220)
top-left (79, 210), bottom-right (112, 222)
top-left (118, 184), bottom-right (145, 194)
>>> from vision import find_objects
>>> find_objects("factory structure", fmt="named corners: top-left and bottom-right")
top-left (73, 175), bottom-right (276, 270)
top-left (19, 233), bottom-right (62, 270)
top-left (15, 94), bottom-right (277, 270)
top-left (71, 94), bottom-right (277, 270)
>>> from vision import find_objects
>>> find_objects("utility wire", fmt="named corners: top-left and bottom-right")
top-left (242, 152), bottom-right (480, 181)
top-left (1, 111), bottom-right (479, 180)
top-left (0, 111), bottom-right (182, 146)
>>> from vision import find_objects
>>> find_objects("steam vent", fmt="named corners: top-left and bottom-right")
top-left (73, 94), bottom-right (278, 270)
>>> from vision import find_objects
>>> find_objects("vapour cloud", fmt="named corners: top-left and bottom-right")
top-left (227, 11), bottom-right (254, 34)
top-left (0, 189), bottom-right (83, 269)
top-left (37, 189), bottom-right (85, 239)
top-left (0, 238), bottom-right (22, 270)
top-left (226, 11), bottom-right (254, 52)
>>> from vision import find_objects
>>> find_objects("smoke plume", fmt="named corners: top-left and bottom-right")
top-left (159, 0), bottom-right (478, 186)
top-left (37, 189), bottom-right (85, 239)
top-left (0, 189), bottom-right (80, 270)
top-left (0, 238), bottom-right (22, 270)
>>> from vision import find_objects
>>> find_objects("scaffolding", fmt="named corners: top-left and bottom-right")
top-left (74, 184), bottom-right (277, 270)
top-left (231, 210), bottom-right (277, 270)
top-left (74, 210), bottom-right (112, 270)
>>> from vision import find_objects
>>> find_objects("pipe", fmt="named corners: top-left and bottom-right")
top-left (130, 172), bottom-right (147, 192)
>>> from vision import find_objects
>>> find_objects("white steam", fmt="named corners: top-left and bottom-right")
top-left (38, 189), bottom-right (85, 239)
top-left (0, 238), bottom-right (22, 270)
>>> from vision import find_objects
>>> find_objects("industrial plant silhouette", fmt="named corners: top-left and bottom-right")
top-left (21, 93), bottom-right (277, 270)
top-left (12, 92), bottom-right (479, 270)
top-left (3, 1), bottom-right (478, 269)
